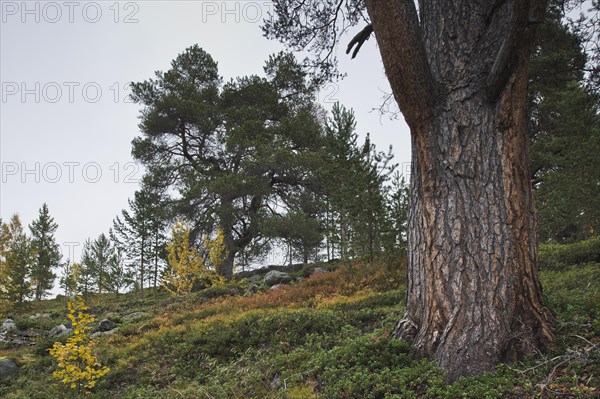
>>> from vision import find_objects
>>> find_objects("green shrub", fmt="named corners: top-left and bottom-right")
top-left (539, 236), bottom-right (600, 269)
top-left (309, 334), bottom-right (420, 398)
top-left (182, 309), bottom-right (348, 361)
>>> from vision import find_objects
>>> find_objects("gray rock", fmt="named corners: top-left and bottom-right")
top-left (0, 319), bottom-right (16, 333)
top-left (247, 284), bottom-right (260, 293)
top-left (0, 359), bottom-right (18, 380)
top-left (91, 328), bottom-right (118, 339)
top-left (270, 284), bottom-right (284, 291)
top-left (263, 270), bottom-right (292, 286)
top-left (16, 329), bottom-right (39, 338)
top-left (29, 313), bottom-right (51, 320)
top-left (48, 324), bottom-right (71, 338)
top-left (309, 267), bottom-right (327, 276)
top-left (102, 312), bottom-right (121, 321)
top-left (98, 319), bottom-right (117, 332)
top-left (123, 312), bottom-right (148, 321)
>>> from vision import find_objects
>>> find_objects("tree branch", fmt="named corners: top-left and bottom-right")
top-left (364, 0), bottom-right (435, 128)
top-left (346, 23), bottom-right (373, 59)
top-left (486, 0), bottom-right (548, 100)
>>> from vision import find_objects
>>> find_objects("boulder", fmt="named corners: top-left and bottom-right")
top-left (16, 329), bottom-right (39, 338)
top-left (29, 313), bottom-right (50, 320)
top-left (0, 359), bottom-right (18, 380)
top-left (48, 324), bottom-right (71, 338)
top-left (98, 319), bottom-right (117, 332)
top-left (263, 270), bottom-right (292, 286)
top-left (0, 319), bottom-right (16, 333)
top-left (309, 267), bottom-right (327, 276)
top-left (123, 312), bottom-right (148, 321)
top-left (91, 328), bottom-right (118, 339)
top-left (102, 312), bottom-right (121, 321)
top-left (270, 284), bottom-right (284, 291)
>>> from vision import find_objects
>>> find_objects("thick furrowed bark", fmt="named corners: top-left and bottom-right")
top-left (217, 250), bottom-right (235, 280)
top-left (396, 66), bottom-right (553, 381)
top-left (365, 0), bottom-right (553, 381)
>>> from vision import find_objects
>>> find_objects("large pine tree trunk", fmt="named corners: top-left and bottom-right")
top-left (365, 0), bottom-right (554, 380)
top-left (217, 250), bottom-right (235, 280)
top-left (397, 80), bottom-right (554, 380)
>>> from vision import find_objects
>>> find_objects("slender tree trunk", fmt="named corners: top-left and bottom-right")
top-left (153, 229), bottom-right (159, 295)
top-left (340, 211), bottom-right (347, 258)
top-left (140, 242), bottom-right (145, 298)
top-left (303, 245), bottom-right (309, 265)
top-left (365, 0), bottom-right (554, 380)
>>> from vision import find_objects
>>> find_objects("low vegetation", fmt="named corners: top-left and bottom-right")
top-left (540, 236), bottom-right (600, 270)
top-left (0, 254), bottom-right (598, 398)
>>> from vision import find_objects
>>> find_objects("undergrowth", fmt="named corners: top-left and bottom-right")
top-left (0, 260), bottom-right (598, 398)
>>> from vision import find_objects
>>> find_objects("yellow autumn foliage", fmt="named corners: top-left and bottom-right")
top-left (162, 221), bottom-right (225, 296)
top-left (203, 227), bottom-right (229, 268)
top-left (48, 296), bottom-right (109, 394)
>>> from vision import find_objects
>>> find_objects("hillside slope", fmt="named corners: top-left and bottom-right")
top-left (1, 261), bottom-right (599, 398)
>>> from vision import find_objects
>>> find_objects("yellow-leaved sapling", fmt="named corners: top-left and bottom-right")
top-left (162, 221), bottom-right (225, 296)
top-left (48, 296), bottom-right (109, 395)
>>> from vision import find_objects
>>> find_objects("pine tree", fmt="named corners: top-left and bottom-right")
top-left (529, 6), bottom-right (600, 242)
top-left (130, 46), bottom-right (325, 279)
top-left (59, 259), bottom-right (80, 298)
top-left (383, 172), bottom-right (409, 266)
top-left (78, 240), bottom-right (96, 298)
top-left (321, 103), bottom-right (395, 261)
top-left (29, 203), bottom-right (61, 300)
top-left (90, 233), bottom-right (112, 294)
top-left (105, 247), bottom-right (134, 297)
top-left (264, 1), bottom-right (555, 378)
top-left (111, 184), bottom-right (166, 297)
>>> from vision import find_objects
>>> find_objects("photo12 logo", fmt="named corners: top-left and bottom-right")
top-left (1, 161), bottom-right (141, 184)
top-left (1, 1), bottom-right (140, 24)
top-left (200, 1), bottom-right (273, 23)
top-left (1, 82), bottom-right (133, 104)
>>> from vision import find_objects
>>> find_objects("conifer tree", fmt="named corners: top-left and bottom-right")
top-left (29, 203), bottom-right (61, 300)
top-left (111, 182), bottom-right (167, 296)
top-left (79, 240), bottom-right (97, 298)
top-left (105, 247), bottom-right (134, 297)
top-left (130, 46), bottom-right (325, 279)
top-left (90, 233), bottom-right (112, 294)
top-left (529, 6), bottom-right (600, 242)
top-left (321, 103), bottom-right (394, 261)
top-left (264, 1), bottom-right (556, 378)
top-left (59, 260), bottom-right (80, 298)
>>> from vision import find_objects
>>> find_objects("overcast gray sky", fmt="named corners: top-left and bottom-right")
top-left (0, 1), bottom-right (411, 268)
